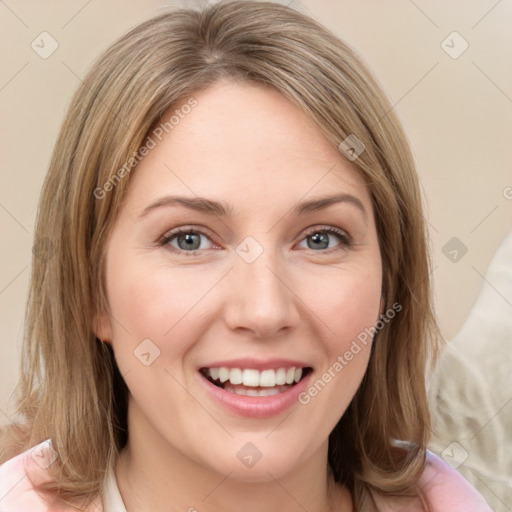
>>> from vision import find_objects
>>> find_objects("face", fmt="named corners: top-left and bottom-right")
top-left (96, 79), bottom-right (383, 482)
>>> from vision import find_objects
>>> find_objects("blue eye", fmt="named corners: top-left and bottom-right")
top-left (160, 225), bottom-right (352, 256)
top-left (161, 228), bottom-right (214, 255)
top-left (298, 227), bottom-right (352, 252)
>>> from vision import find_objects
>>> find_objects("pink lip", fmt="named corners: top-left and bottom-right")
top-left (199, 358), bottom-right (311, 371)
top-left (198, 367), bottom-right (313, 419)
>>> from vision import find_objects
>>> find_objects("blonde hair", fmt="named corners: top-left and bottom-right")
top-left (1, 1), bottom-right (439, 510)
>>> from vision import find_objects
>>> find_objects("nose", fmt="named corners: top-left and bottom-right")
top-left (224, 248), bottom-right (299, 339)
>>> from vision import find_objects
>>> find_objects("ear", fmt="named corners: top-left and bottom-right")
top-left (93, 308), bottom-right (113, 343)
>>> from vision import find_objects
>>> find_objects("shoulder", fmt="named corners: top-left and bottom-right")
top-left (0, 439), bottom-right (54, 511)
top-left (371, 450), bottom-right (493, 512)
top-left (0, 439), bottom-right (102, 512)
top-left (417, 450), bottom-right (493, 511)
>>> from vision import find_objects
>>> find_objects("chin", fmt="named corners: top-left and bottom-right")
top-left (201, 441), bottom-right (311, 483)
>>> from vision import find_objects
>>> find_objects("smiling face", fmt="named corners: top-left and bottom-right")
top-left (96, 79), bottom-right (383, 483)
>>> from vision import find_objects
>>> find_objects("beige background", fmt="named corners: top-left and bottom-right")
top-left (1, 0), bottom-right (511, 438)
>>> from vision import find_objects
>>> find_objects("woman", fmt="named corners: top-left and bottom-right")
top-left (0, 1), bottom-right (492, 510)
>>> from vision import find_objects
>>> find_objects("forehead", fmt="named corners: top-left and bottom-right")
top-left (123, 79), bottom-right (372, 216)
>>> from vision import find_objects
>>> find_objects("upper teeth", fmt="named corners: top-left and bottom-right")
top-left (206, 367), bottom-right (303, 387)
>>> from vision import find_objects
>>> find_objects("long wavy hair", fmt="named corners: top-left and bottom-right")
top-left (0, 1), bottom-right (439, 510)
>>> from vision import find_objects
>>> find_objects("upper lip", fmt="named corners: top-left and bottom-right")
top-left (199, 358), bottom-right (312, 371)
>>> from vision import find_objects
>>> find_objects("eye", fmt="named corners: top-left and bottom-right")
top-left (297, 226), bottom-right (352, 252)
top-left (160, 227), bottom-right (216, 255)
top-left (159, 225), bottom-right (353, 256)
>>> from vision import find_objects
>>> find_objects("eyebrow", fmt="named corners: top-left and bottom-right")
top-left (140, 193), bottom-right (367, 220)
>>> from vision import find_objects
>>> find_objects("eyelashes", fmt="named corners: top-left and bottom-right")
top-left (158, 225), bottom-right (354, 257)
top-left (160, 227), bottom-right (216, 255)
top-left (300, 226), bottom-right (353, 252)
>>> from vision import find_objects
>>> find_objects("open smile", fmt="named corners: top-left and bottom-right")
top-left (200, 366), bottom-right (312, 396)
top-left (199, 363), bottom-right (313, 418)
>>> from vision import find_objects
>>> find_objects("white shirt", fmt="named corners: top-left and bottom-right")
top-left (102, 466), bottom-right (128, 512)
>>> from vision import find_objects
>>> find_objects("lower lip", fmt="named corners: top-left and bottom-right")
top-left (199, 372), bottom-right (312, 418)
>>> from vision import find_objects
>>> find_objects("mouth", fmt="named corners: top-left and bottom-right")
top-left (199, 366), bottom-right (313, 397)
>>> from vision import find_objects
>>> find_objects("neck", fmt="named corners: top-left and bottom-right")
top-left (114, 400), bottom-right (352, 512)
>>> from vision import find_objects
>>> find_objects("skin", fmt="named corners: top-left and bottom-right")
top-left (96, 79), bottom-right (384, 512)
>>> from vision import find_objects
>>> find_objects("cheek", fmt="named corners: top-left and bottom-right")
top-left (301, 260), bottom-right (381, 396)
top-left (302, 261), bottom-right (382, 345)
top-left (103, 259), bottom-right (210, 407)
top-left (104, 252), bottom-right (221, 360)
top-left (295, 264), bottom-right (381, 434)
